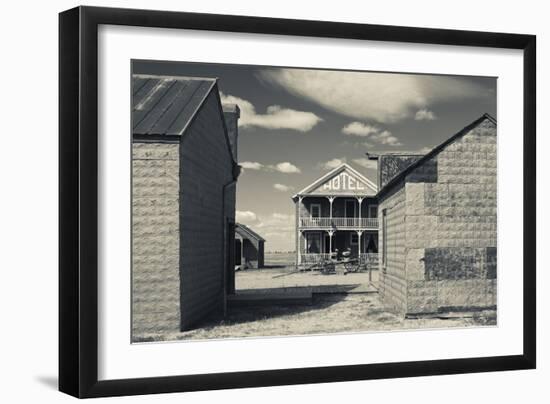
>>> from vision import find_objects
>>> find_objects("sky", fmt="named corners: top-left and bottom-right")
top-left (133, 60), bottom-right (497, 252)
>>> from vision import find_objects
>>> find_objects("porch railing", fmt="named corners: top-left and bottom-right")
top-left (300, 252), bottom-right (379, 265)
top-left (299, 217), bottom-right (378, 229)
top-left (360, 253), bottom-right (379, 266)
top-left (301, 253), bottom-right (333, 264)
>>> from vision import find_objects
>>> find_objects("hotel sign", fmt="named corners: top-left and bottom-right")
top-left (322, 172), bottom-right (366, 191)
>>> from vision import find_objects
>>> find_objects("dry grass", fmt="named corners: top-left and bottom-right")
top-left (134, 293), bottom-right (496, 342)
top-left (134, 255), bottom-right (496, 342)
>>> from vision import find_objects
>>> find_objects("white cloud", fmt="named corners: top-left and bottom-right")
top-left (240, 161), bottom-right (263, 170)
top-left (220, 93), bottom-right (322, 132)
top-left (270, 162), bottom-right (301, 174)
top-left (273, 183), bottom-right (294, 192)
top-left (352, 157), bottom-right (378, 170)
top-left (415, 109), bottom-right (437, 121)
top-left (236, 210), bottom-right (258, 224)
top-left (260, 69), bottom-right (487, 123)
top-left (342, 122), bottom-right (380, 137)
top-left (320, 158), bottom-right (346, 170)
top-left (239, 161), bottom-right (301, 174)
top-left (249, 212), bottom-right (296, 251)
top-left (371, 130), bottom-right (402, 146)
top-left (341, 122), bottom-right (402, 146)
top-left (320, 157), bottom-right (378, 171)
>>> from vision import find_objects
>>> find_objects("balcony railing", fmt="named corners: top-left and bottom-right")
top-left (299, 217), bottom-right (378, 229)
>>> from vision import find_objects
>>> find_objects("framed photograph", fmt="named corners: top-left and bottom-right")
top-left (59, 6), bottom-right (536, 398)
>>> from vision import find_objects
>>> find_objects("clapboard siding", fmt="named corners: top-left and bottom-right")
top-left (179, 90), bottom-right (235, 330)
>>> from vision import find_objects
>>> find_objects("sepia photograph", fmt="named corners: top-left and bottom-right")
top-left (131, 60), bottom-right (497, 343)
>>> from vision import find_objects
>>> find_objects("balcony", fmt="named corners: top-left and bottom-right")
top-left (299, 217), bottom-right (378, 229)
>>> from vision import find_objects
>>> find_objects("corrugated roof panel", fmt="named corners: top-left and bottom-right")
top-left (147, 80), bottom-right (202, 135)
top-left (235, 223), bottom-right (266, 242)
top-left (132, 75), bottom-right (216, 136)
top-left (165, 81), bottom-right (215, 135)
top-left (134, 80), bottom-right (183, 134)
top-left (132, 77), bottom-right (150, 96)
top-left (133, 79), bottom-right (173, 128)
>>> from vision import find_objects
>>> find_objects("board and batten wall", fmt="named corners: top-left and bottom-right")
top-left (379, 117), bottom-right (497, 315)
top-left (178, 90), bottom-right (236, 330)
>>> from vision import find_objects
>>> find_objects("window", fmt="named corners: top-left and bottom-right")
top-left (310, 203), bottom-right (321, 218)
top-left (368, 205), bottom-right (378, 218)
top-left (307, 232), bottom-right (322, 253)
top-left (345, 200), bottom-right (356, 217)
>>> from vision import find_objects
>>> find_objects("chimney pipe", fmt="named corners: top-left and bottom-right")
top-left (223, 104), bottom-right (240, 162)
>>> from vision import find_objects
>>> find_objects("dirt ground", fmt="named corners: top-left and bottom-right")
top-left (134, 259), bottom-right (496, 342)
top-left (136, 292), bottom-right (495, 342)
top-left (236, 267), bottom-right (378, 291)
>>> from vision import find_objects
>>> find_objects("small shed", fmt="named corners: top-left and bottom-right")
top-left (235, 223), bottom-right (265, 269)
top-left (132, 74), bottom-right (240, 336)
top-left (377, 114), bottom-right (497, 316)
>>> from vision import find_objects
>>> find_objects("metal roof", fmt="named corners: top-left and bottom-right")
top-left (377, 113), bottom-right (497, 198)
top-left (235, 223), bottom-right (266, 242)
top-left (132, 74), bottom-right (217, 136)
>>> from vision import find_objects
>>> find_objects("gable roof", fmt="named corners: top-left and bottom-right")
top-left (132, 74), bottom-right (216, 136)
top-left (377, 113), bottom-right (497, 198)
top-left (292, 163), bottom-right (377, 200)
top-left (235, 223), bottom-right (266, 242)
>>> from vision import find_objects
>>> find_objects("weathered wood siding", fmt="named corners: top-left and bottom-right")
top-left (379, 117), bottom-right (497, 315)
top-left (224, 182), bottom-right (236, 296)
top-left (132, 143), bottom-right (181, 336)
top-left (241, 238), bottom-right (264, 268)
top-left (179, 90), bottom-right (236, 330)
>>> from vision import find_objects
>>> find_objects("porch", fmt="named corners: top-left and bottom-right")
top-left (297, 230), bottom-right (379, 265)
top-left (301, 252), bottom-right (379, 265)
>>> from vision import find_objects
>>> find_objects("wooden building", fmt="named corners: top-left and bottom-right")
top-left (235, 223), bottom-right (266, 269)
top-left (377, 114), bottom-right (497, 315)
top-left (292, 164), bottom-right (379, 266)
top-left (132, 74), bottom-right (240, 336)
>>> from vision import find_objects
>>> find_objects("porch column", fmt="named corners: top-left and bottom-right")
top-left (327, 196), bottom-right (335, 226)
top-left (357, 230), bottom-right (364, 262)
top-left (356, 197), bottom-right (364, 228)
top-left (297, 230), bottom-right (303, 265)
top-left (328, 230), bottom-right (334, 255)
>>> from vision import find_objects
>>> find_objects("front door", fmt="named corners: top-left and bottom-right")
top-left (345, 200), bottom-right (356, 227)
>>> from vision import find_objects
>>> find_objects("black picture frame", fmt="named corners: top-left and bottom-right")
top-left (59, 6), bottom-right (536, 398)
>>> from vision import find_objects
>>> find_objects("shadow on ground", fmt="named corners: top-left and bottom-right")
top-left (201, 286), bottom-right (359, 329)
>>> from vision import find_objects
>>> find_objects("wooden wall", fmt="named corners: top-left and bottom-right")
top-left (179, 90), bottom-right (236, 330)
